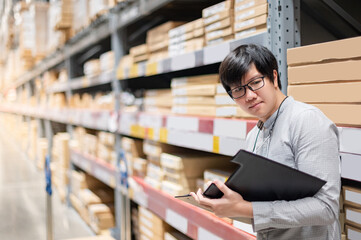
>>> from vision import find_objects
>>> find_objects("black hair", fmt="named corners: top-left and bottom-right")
top-left (219, 44), bottom-right (282, 94)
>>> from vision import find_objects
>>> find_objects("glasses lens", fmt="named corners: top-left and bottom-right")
top-left (231, 86), bottom-right (246, 99)
top-left (249, 77), bottom-right (264, 90)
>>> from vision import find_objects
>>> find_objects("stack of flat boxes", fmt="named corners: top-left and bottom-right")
top-left (120, 137), bottom-right (145, 179)
top-left (130, 44), bottom-right (148, 63)
top-left (144, 89), bottom-right (173, 114)
top-left (146, 21), bottom-right (185, 63)
top-left (342, 186), bottom-right (361, 239)
top-left (100, 51), bottom-right (115, 73)
top-left (287, 36), bottom-right (361, 126)
top-left (234, 0), bottom-right (268, 40)
top-left (215, 83), bottom-right (255, 118)
top-left (84, 59), bottom-right (101, 77)
top-left (203, 0), bottom-right (235, 46)
top-left (168, 18), bottom-right (204, 57)
top-left (171, 74), bottom-right (219, 117)
top-left (97, 131), bottom-right (116, 166)
top-left (160, 150), bottom-right (231, 196)
top-left (139, 206), bottom-right (170, 240)
top-left (72, 0), bottom-right (90, 34)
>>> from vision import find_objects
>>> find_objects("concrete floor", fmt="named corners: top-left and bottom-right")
top-left (0, 129), bottom-right (94, 240)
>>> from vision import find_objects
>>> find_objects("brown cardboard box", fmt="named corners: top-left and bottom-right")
top-left (171, 74), bottom-right (219, 88)
top-left (345, 207), bottom-right (361, 229)
top-left (173, 96), bottom-right (216, 106)
top-left (121, 137), bottom-right (144, 158)
top-left (234, 14), bottom-right (267, 32)
top-left (204, 10), bottom-right (233, 26)
top-left (234, 0), bottom-right (267, 13)
top-left (172, 83), bottom-right (217, 96)
top-left (78, 188), bottom-right (114, 207)
top-left (235, 3), bottom-right (268, 22)
top-left (216, 106), bottom-right (255, 118)
top-left (346, 225), bottom-right (361, 239)
top-left (288, 82), bottom-right (361, 103)
top-left (202, 0), bottom-right (234, 18)
top-left (343, 186), bottom-right (361, 209)
top-left (130, 44), bottom-right (148, 57)
top-left (205, 27), bottom-right (233, 41)
top-left (207, 35), bottom-right (234, 46)
top-left (172, 105), bottom-right (217, 116)
top-left (164, 231), bottom-right (192, 240)
top-left (205, 17), bottom-right (234, 33)
top-left (193, 28), bottom-right (205, 38)
top-left (287, 36), bottom-right (361, 67)
top-left (312, 104), bottom-right (361, 126)
top-left (288, 60), bottom-right (361, 85)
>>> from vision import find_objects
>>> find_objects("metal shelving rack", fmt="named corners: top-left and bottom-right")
top-left (2, 0), bottom-right (361, 240)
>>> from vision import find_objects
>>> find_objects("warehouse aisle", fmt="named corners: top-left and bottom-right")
top-left (0, 130), bottom-right (94, 240)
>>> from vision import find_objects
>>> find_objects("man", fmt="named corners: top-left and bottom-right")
top-left (190, 44), bottom-right (341, 240)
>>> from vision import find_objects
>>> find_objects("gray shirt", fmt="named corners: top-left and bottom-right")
top-left (246, 96), bottom-right (341, 240)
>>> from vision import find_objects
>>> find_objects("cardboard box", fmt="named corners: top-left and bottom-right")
top-left (168, 19), bottom-right (202, 38)
top-left (164, 231), bottom-right (192, 240)
top-left (204, 9), bottom-right (233, 26)
top-left (235, 3), bottom-right (268, 22)
top-left (133, 157), bottom-right (148, 177)
top-left (205, 17), bottom-right (234, 33)
top-left (172, 105), bottom-right (216, 116)
top-left (172, 84), bottom-right (217, 96)
top-left (143, 140), bottom-right (180, 158)
top-left (234, 0), bottom-right (267, 13)
top-left (234, 24), bottom-right (266, 39)
top-left (343, 186), bottom-right (361, 209)
top-left (346, 225), bottom-right (361, 240)
top-left (204, 168), bottom-right (232, 183)
top-left (203, 0), bottom-right (234, 18)
top-left (173, 96), bottom-right (216, 105)
top-left (312, 104), bottom-right (361, 126)
top-left (215, 94), bottom-right (237, 105)
top-left (130, 44), bottom-right (148, 57)
top-left (287, 36), bottom-right (361, 67)
top-left (216, 106), bottom-right (254, 118)
top-left (121, 137), bottom-right (144, 158)
top-left (147, 21), bottom-right (185, 44)
top-left (288, 60), bottom-right (361, 85)
top-left (234, 14), bottom-right (267, 32)
top-left (171, 74), bottom-right (219, 88)
top-left (193, 28), bottom-right (205, 38)
top-left (78, 188), bottom-right (114, 206)
top-left (345, 207), bottom-right (361, 229)
top-left (288, 82), bottom-right (361, 103)
top-left (205, 27), bottom-right (233, 41)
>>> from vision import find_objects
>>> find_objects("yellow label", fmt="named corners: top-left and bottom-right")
top-left (129, 64), bottom-right (139, 78)
top-left (138, 126), bottom-right (145, 138)
top-left (213, 136), bottom-right (220, 153)
top-left (146, 62), bottom-right (158, 76)
top-left (130, 125), bottom-right (138, 136)
top-left (160, 128), bottom-right (168, 143)
top-left (148, 128), bottom-right (154, 140)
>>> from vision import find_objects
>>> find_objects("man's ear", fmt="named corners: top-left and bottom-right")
top-left (273, 69), bottom-right (279, 89)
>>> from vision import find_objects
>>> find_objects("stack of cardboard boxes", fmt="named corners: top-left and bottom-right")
top-left (171, 74), bottom-right (219, 116)
top-left (97, 131), bottom-right (116, 166)
top-left (138, 206), bottom-right (170, 240)
top-left (100, 51), bottom-right (115, 73)
top-left (203, 0), bottom-right (234, 46)
top-left (342, 186), bottom-right (361, 239)
top-left (234, 0), bottom-right (267, 40)
top-left (120, 136), bottom-right (145, 178)
top-left (168, 18), bottom-right (204, 57)
top-left (144, 89), bottom-right (173, 114)
top-left (287, 36), bottom-right (361, 127)
top-left (130, 44), bottom-right (149, 64)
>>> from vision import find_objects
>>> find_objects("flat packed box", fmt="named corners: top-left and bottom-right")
top-left (205, 17), bottom-right (234, 33)
top-left (121, 137), bottom-right (144, 158)
top-left (145, 89), bottom-right (172, 97)
top-left (204, 168), bottom-right (232, 182)
top-left (168, 18), bottom-right (203, 38)
top-left (343, 186), bottom-right (361, 209)
top-left (235, 3), bottom-right (268, 22)
top-left (130, 44), bottom-right (148, 57)
top-left (287, 36), bottom-right (361, 67)
top-left (205, 27), bottom-right (233, 41)
top-left (312, 104), bottom-right (361, 126)
top-left (288, 60), bottom-right (361, 84)
top-left (234, 0), bottom-right (267, 13)
top-left (234, 14), bottom-right (267, 32)
top-left (288, 82), bottom-right (361, 103)
top-left (147, 21), bottom-right (185, 44)
top-left (143, 140), bottom-right (180, 159)
top-left (172, 105), bottom-right (217, 116)
top-left (346, 225), bottom-right (361, 240)
top-left (164, 231), bottom-right (192, 240)
top-left (204, 9), bottom-right (233, 26)
top-left (202, 0), bottom-right (234, 18)
top-left (235, 25), bottom-right (266, 39)
top-left (171, 74), bottom-right (219, 88)
top-left (216, 106), bottom-right (254, 118)
top-left (345, 207), bottom-right (361, 229)
top-left (146, 163), bottom-right (163, 181)
top-left (163, 171), bottom-right (198, 188)
top-left (173, 96), bottom-right (216, 105)
top-left (161, 180), bottom-right (192, 196)
top-left (215, 94), bottom-right (237, 105)
top-left (78, 188), bottom-right (114, 206)
top-left (193, 28), bottom-right (205, 38)
top-left (144, 97), bottom-right (173, 108)
top-left (172, 84), bottom-right (217, 96)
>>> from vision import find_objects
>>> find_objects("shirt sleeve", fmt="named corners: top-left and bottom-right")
top-left (252, 109), bottom-right (341, 232)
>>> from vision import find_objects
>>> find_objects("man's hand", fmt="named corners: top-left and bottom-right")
top-left (190, 180), bottom-right (253, 218)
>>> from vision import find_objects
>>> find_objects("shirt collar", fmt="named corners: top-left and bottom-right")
top-left (262, 96), bottom-right (293, 130)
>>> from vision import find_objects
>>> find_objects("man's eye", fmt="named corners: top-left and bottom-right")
top-left (233, 87), bottom-right (243, 93)
top-left (251, 80), bottom-right (262, 85)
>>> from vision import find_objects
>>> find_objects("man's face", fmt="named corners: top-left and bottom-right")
top-left (230, 64), bottom-right (279, 122)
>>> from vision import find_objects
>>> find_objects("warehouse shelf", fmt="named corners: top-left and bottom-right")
top-left (130, 176), bottom-right (256, 240)
top-left (71, 149), bottom-right (116, 188)
top-left (117, 32), bottom-right (267, 80)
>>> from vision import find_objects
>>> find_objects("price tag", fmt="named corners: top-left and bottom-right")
top-left (166, 209), bottom-right (188, 234)
top-left (146, 62), bottom-right (158, 76)
top-left (213, 136), bottom-right (220, 153)
top-left (198, 227), bottom-right (222, 240)
top-left (130, 125), bottom-right (139, 136)
top-left (129, 64), bottom-right (139, 78)
top-left (160, 128), bottom-right (168, 143)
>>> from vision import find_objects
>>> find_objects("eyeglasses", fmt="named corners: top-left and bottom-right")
top-left (228, 76), bottom-right (265, 99)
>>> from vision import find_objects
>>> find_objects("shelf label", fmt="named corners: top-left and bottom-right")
top-left (165, 209), bottom-right (188, 234)
top-left (213, 136), bottom-right (220, 153)
top-left (148, 128), bottom-right (154, 140)
top-left (146, 62), bottom-right (158, 76)
top-left (198, 227), bottom-right (222, 240)
top-left (160, 128), bottom-right (168, 143)
top-left (129, 64), bottom-right (139, 78)
top-left (130, 125), bottom-right (145, 138)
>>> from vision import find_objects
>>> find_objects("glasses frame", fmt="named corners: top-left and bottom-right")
top-left (228, 76), bottom-right (265, 99)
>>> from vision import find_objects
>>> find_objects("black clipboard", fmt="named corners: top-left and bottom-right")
top-left (176, 149), bottom-right (326, 202)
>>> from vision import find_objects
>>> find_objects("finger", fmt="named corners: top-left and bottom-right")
top-left (213, 179), bottom-right (231, 196)
top-left (190, 192), bottom-right (199, 203)
top-left (204, 180), bottom-right (212, 189)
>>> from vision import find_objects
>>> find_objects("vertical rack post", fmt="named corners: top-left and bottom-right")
top-left (45, 119), bottom-right (54, 240)
top-left (267, 0), bottom-right (301, 95)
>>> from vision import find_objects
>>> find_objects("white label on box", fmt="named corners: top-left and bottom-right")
top-left (165, 209), bottom-right (188, 234)
top-left (206, 22), bottom-right (222, 32)
top-left (171, 52), bottom-right (196, 71)
top-left (233, 220), bottom-right (257, 236)
top-left (139, 206), bottom-right (153, 219)
top-left (219, 136), bottom-right (247, 156)
top-left (236, 1), bottom-right (255, 12)
top-left (172, 88), bottom-right (187, 96)
top-left (167, 116), bottom-right (198, 132)
top-left (235, 27), bottom-right (257, 38)
top-left (345, 190), bottom-right (361, 206)
top-left (207, 29), bottom-right (224, 39)
top-left (236, 9), bottom-right (256, 21)
top-left (339, 127), bottom-right (361, 154)
top-left (198, 227), bottom-right (222, 240)
top-left (167, 130), bottom-right (213, 152)
top-left (204, 41), bottom-right (230, 65)
top-left (139, 225), bottom-right (154, 238)
top-left (236, 18), bottom-right (255, 29)
top-left (204, 14), bottom-right (220, 25)
top-left (139, 215), bottom-right (153, 229)
top-left (341, 153), bottom-right (361, 182)
top-left (173, 97), bottom-right (188, 104)
top-left (214, 119), bottom-right (247, 139)
top-left (348, 227), bottom-right (361, 239)
top-left (347, 209), bottom-right (361, 225)
top-left (203, 2), bottom-right (226, 18)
